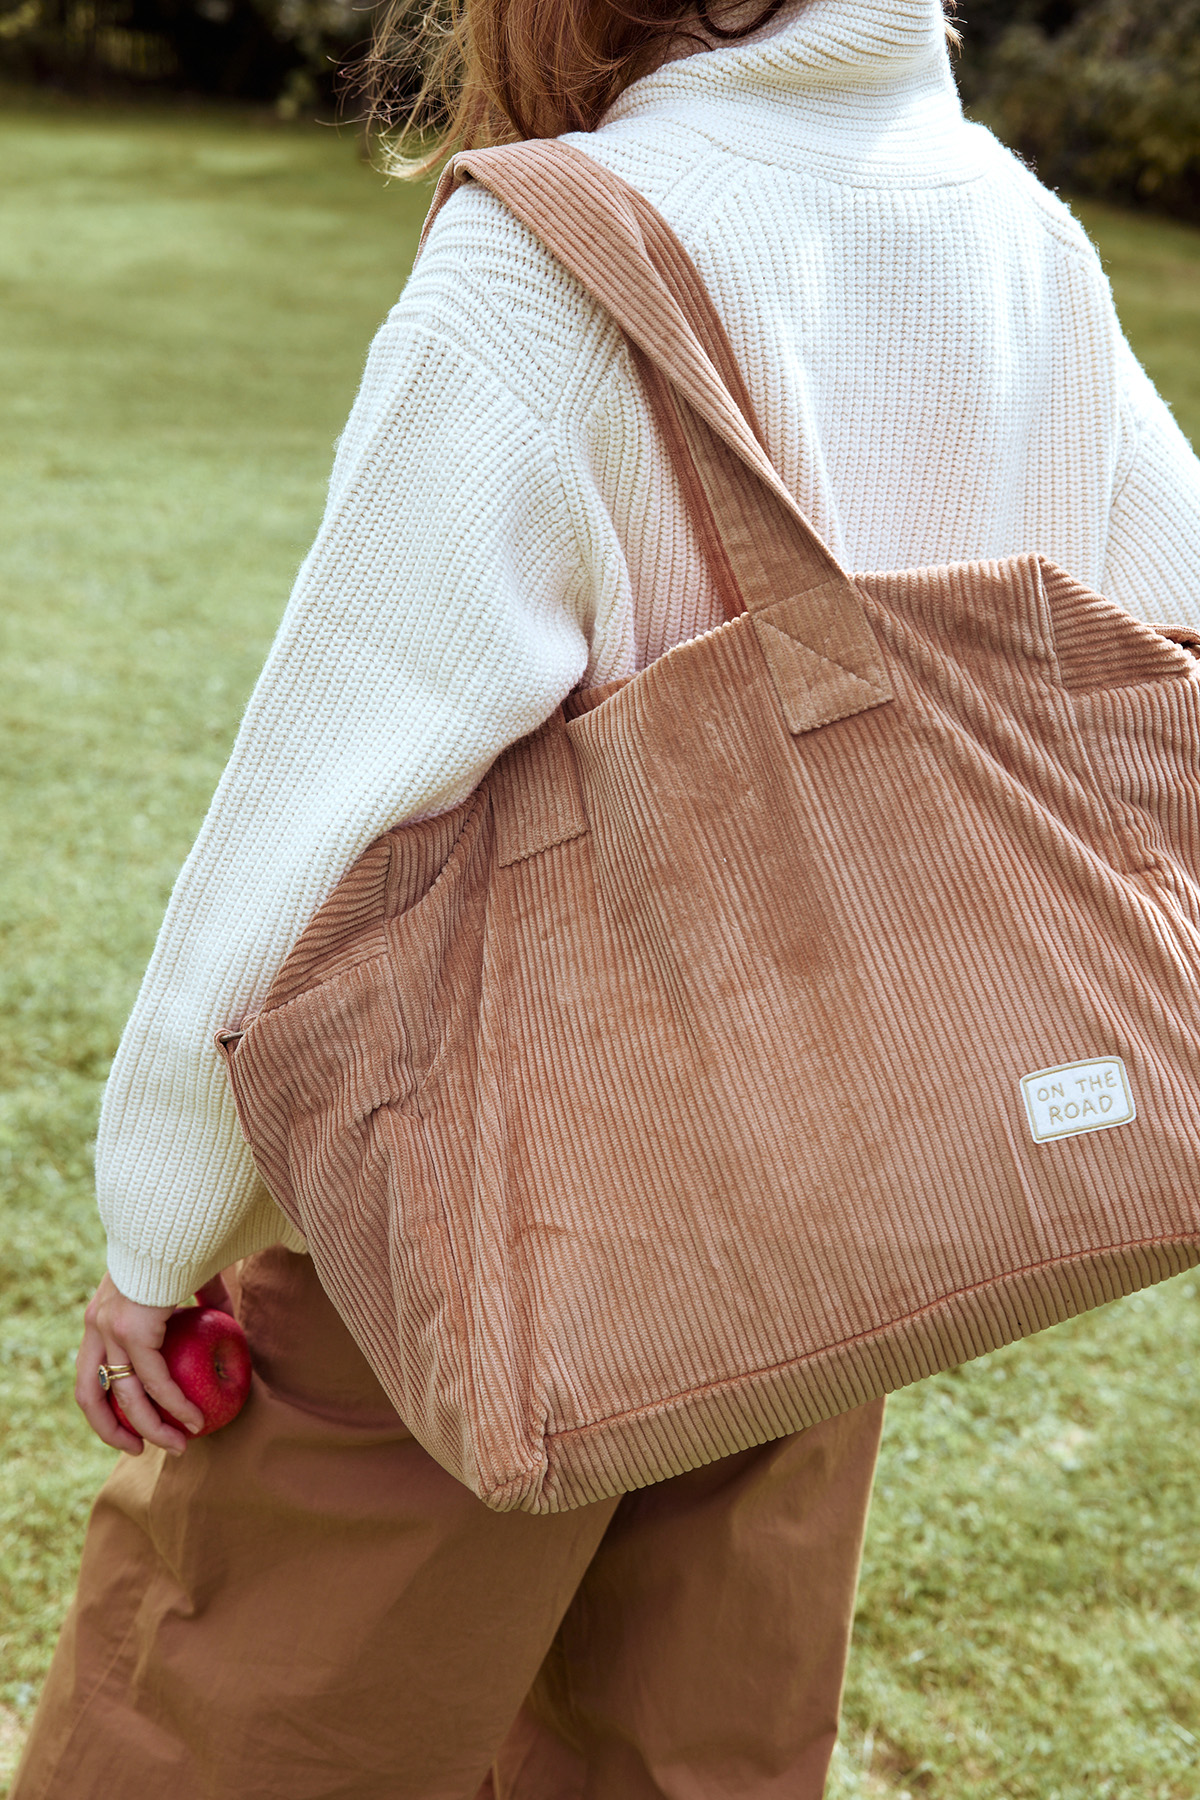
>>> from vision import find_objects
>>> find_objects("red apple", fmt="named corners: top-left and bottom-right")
top-left (109, 1304), bottom-right (252, 1439)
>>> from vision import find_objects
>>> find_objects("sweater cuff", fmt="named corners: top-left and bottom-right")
top-left (105, 1207), bottom-right (309, 1308)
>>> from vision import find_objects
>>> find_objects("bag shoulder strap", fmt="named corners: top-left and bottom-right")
top-left (423, 138), bottom-right (891, 733)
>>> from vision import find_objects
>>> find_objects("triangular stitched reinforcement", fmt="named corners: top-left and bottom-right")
top-left (753, 615), bottom-right (893, 735)
top-left (491, 710), bottom-right (589, 866)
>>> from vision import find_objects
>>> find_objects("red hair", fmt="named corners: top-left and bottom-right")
top-left (361, 1), bottom-right (791, 175)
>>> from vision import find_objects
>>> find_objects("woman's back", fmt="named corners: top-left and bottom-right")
top-left (352, 0), bottom-right (1200, 676)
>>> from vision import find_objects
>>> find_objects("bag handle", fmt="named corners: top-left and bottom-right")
top-left (422, 138), bottom-right (891, 733)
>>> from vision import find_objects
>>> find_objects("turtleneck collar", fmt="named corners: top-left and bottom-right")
top-left (599, 0), bottom-right (981, 187)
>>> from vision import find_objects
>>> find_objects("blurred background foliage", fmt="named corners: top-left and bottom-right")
top-left (0, 0), bottom-right (371, 115)
top-left (956, 0), bottom-right (1200, 221)
top-left (0, 0), bottom-right (1197, 218)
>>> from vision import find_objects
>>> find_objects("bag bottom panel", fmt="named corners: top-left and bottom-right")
top-left (499, 1235), bottom-right (1200, 1513)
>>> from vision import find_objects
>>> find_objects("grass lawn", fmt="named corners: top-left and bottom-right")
top-left (2, 97), bottom-right (1199, 1799)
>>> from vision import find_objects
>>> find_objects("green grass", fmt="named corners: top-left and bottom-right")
top-left (1072, 197), bottom-right (1200, 448)
top-left (1, 98), bottom-right (1199, 1798)
top-left (828, 1285), bottom-right (1200, 1799)
top-left (0, 98), bottom-right (430, 1783)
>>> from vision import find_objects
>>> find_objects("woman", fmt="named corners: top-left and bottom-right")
top-left (16, 0), bottom-right (1200, 1795)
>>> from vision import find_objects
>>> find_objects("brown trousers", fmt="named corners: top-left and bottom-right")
top-left (14, 1249), bottom-right (883, 1800)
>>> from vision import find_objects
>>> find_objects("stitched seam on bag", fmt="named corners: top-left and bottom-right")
top-left (379, 991), bottom-right (459, 1112)
top-left (545, 1231), bottom-right (1200, 1441)
top-left (253, 945), bottom-right (393, 1019)
top-left (383, 790), bottom-right (486, 920)
top-left (1070, 682), bottom-right (1200, 894)
top-left (1036, 559), bottom-right (1160, 874)
top-left (253, 800), bottom-right (485, 1020)
top-left (375, 1097), bottom-right (479, 1374)
top-left (251, 802), bottom-right (485, 1029)
top-left (862, 595), bottom-right (1137, 872)
top-left (1060, 685), bottom-right (1155, 878)
top-left (753, 613), bottom-right (892, 715)
top-left (410, 1090), bottom-right (526, 1492)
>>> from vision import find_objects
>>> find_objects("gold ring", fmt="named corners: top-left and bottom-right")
top-left (98, 1364), bottom-right (136, 1392)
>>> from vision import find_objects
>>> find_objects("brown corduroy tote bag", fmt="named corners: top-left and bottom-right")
top-left (219, 140), bottom-right (1200, 1514)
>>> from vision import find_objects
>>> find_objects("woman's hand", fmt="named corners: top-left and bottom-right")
top-left (75, 1273), bottom-right (205, 1455)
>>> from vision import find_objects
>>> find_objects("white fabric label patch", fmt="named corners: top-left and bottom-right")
top-left (1020, 1057), bottom-right (1135, 1143)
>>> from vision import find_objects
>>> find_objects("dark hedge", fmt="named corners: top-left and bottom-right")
top-left (0, 0), bottom-right (370, 109)
top-left (957, 0), bottom-right (1200, 220)
top-left (0, 0), bottom-right (1197, 219)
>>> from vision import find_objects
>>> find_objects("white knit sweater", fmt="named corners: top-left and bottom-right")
top-left (98, 0), bottom-right (1200, 1305)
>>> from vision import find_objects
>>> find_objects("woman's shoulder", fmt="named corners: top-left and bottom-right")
top-left (391, 178), bottom-right (626, 424)
top-left (959, 122), bottom-right (1106, 268)
top-left (571, 98), bottom-right (1106, 284)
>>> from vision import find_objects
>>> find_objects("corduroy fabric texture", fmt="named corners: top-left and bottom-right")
top-left (220, 143), bottom-right (1200, 1514)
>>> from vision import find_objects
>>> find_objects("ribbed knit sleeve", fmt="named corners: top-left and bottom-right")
top-left (1104, 336), bottom-right (1200, 630)
top-left (97, 215), bottom-right (603, 1305)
